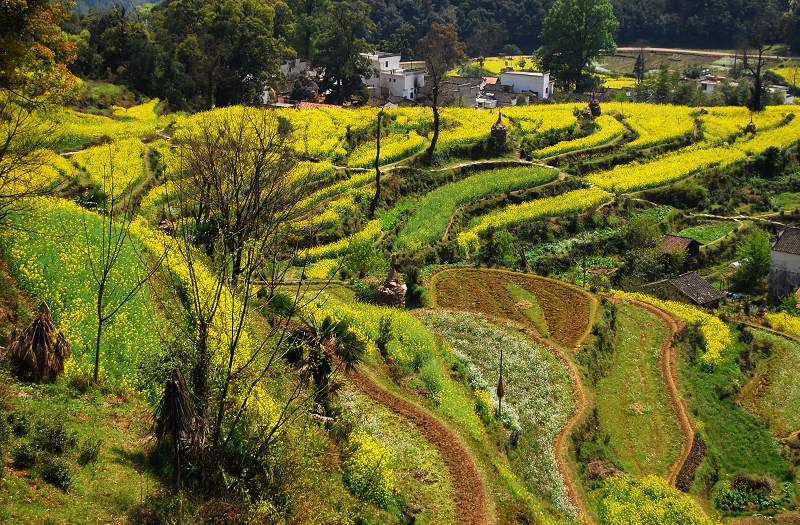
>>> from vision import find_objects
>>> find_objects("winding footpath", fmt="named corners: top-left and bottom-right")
top-left (349, 367), bottom-right (488, 525)
top-left (614, 298), bottom-right (695, 486)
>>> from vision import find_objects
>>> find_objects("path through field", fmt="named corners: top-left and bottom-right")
top-left (349, 368), bottom-right (488, 525)
top-left (614, 298), bottom-right (695, 486)
top-left (431, 268), bottom-right (597, 524)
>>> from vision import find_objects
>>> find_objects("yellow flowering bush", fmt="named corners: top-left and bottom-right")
top-left (764, 312), bottom-right (800, 336)
top-left (71, 138), bottom-right (147, 197)
top-left (342, 429), bottom-right (395, 507)
top-left (347, 131), bottom-right (425, 168)
top-left (464, 187), bottom-right (611, 235)
top-left (534, 115), bottom-right (627, 158)
top-left (613, 290), bottom-right (731, 364)
top-left (599, 475), bottom-right (720, 525)
top-left (302, 220), bottom-right (382, 262)
top-left (623, 104), bottom-right (696, 150)
top-left (305, 258), bottom-right (339, 280)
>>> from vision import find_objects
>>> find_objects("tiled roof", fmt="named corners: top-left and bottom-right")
top-left (772, 227), bottom-right (800, 255)
top-left (660, 235), bottom-right (696, 252)
top-left (669, 272), bottom-right (724, 306)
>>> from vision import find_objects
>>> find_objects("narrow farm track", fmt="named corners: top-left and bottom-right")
top-left (615, 298), bottom-right (695, 486)
top-left (349, 368), bottom-right (488, 525)
top-left (430, 268), bottom-right (597, 524)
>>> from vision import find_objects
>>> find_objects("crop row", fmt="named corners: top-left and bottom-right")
top-left (347, 131), bottom-right (425, 168)
top-left (398, 165), bottom-right (559, 250)
top-left (534, 115), bottom-right (627, 158)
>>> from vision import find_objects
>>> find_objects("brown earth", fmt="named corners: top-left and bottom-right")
top-left (349, 368), bottom-right (487, 525)
top-left (431, 268), bottom-right (598, 524)
top-left (432, 268), bottom-right (592, 348)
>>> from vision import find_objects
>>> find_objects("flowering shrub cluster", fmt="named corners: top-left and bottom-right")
top-left (613, 290), bottom-right (731, 364)
top-left (342, 429), bottom-right (396, 508)
top-left (599, 475), bottom-right (720, 525)
top-left (461, 187), bottom-right (611, 238)
top-left (623, 104), bottom-right (696, 150)
top-left (534, 115), bottom-right (627, 158)
top-left (71, 138), bottom-right (147, 197)
top-left (764, 312), bottom-right (800, 336)
top-left (347, 131), bottom-right (425, 168)
top-left (302, 220), bottom-right (382, 262)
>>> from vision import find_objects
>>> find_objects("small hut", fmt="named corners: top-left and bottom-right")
top-left (376, 255), bottom-right (407, 308)
top-left (9, 303), bottom-right (71, 383)
top-left (491, 113), bottom-right (507, 148)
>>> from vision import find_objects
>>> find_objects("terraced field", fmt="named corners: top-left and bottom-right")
top-left (431, 268), bottom-right (594, 348)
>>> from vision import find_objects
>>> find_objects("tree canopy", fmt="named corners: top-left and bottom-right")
top-left (538, 0), bottom-right (618, 90)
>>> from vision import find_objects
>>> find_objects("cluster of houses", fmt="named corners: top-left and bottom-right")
top-left (361, 51), bottom-right (555, 108)
top-left (695, 73), bottom-right (795, 104)
top-left (271, 52), bottom-right (555, 108)
top-left (639, 226), bottom-right (800, 313)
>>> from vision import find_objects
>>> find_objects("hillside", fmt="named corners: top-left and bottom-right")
top-left (0, 90), bottom-right (798, 524)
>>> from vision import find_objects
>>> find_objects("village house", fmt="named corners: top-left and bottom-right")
top-left (362, 52), bottom-right (426, 101)
top-left (498, 70), bottom-right (554, 99)
top-left (769, 226), bottom-right (800, 302)
top-left (659, 234), bottom-right (701, 268)
top-left (645, 272), bottom-right (725, 308)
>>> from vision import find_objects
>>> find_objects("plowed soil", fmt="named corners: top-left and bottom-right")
top-left (433, 269), bottom-right (592, 347)
top-left (350, 368), bottom-right (487, 525)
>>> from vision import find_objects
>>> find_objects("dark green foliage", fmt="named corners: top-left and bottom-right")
top-left (77, 437), bottom-right (102, 466)
top-left (31, 417), bottom-right (77, 454)
top-left (732, 227), bottom-right (771, 293)
top-left (343, 239), bottom-right (386, 278)
top-left (12, 441), bottom-right (38, 469)
top-left (40, 457), bottom-right (72, 491)
top-left (8, 411), bottom-right (30, 437)
top-left (538, 0), bottom-right (618, 90)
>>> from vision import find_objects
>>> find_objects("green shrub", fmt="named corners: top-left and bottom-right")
top-left (419, 359), bottom-right (442, 404)
top-left (77, 437), bottom-right (102, 466)
top-left (8, 412), bottom-right (30, 437)
top-left (32, 417), bottom-right (77, 454)
top-left (12, 441), bottom-right (38, 469)
top-left (40, 458), bottom-right (72, 490)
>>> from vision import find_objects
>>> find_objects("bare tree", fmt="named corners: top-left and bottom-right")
top-left (0, 93), bottom-right (58, 224)
top-left (152, 107), bottom-right (353, 492)
top-left (82, 148), bottom-right (164, 383)
top-left (417, 23), bottom-right (466, 164)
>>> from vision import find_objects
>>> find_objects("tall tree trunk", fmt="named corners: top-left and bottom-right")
top-left (369, 111), bottom-right (383, 218)
top-left (94, 320), bottom-right (103, 383)
top-left (425, 85), bottom-right (440, 164)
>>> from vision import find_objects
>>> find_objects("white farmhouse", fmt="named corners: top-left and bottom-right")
top-left (499, 71), bottom-right (554, 99)
top-left (361, 52), bottom-right (425, 101)
top-left (769, 227), bottom-right (800, 302)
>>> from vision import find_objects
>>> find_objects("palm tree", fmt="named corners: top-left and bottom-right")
top-left (285, 315), bottom-right (367, 411)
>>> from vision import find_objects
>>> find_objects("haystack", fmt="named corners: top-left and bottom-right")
top-left (9, 303), bottom-right (71, 382)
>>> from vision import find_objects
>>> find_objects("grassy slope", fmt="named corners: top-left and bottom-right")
top-left (595, 302), bottom-right (682, 478)
top-left (678, 223), bottom-right (738, 244)
top-left (341, 387), bottom-right (457, 524)
top-left (680, 330), bottom-right (792, 482)
top-left (0, 383), bottom-right (164, 524)
top-left (739, 331), bottom-right (800, 438)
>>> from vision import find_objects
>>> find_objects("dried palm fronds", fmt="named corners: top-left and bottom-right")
top-left (9, 303), bottom-right (71, 382)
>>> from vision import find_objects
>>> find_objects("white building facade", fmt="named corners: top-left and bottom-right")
top-left (499, 71), bottom-right (554, 99)
top-left (362, 52), bottom-right (425, 101)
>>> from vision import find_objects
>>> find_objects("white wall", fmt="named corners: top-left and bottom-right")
top-left (499, 72), bottom-right (552, 98)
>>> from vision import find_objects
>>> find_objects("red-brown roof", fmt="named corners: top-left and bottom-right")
top-left (660, 235), bottom-right (697, 253)
top-left (483, 76), bottom-right (498, 85)
top-left (298, 101), bottom-right (342, 110)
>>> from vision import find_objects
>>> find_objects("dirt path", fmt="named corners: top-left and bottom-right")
top-left (349, 368), bottom-right (488, 525)
top-left (614, 298), bottom-right (695, 486)
top-left (430, 268), bottom-right (597, 524)
top-left (615, 47), bottom-right (799, 60)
